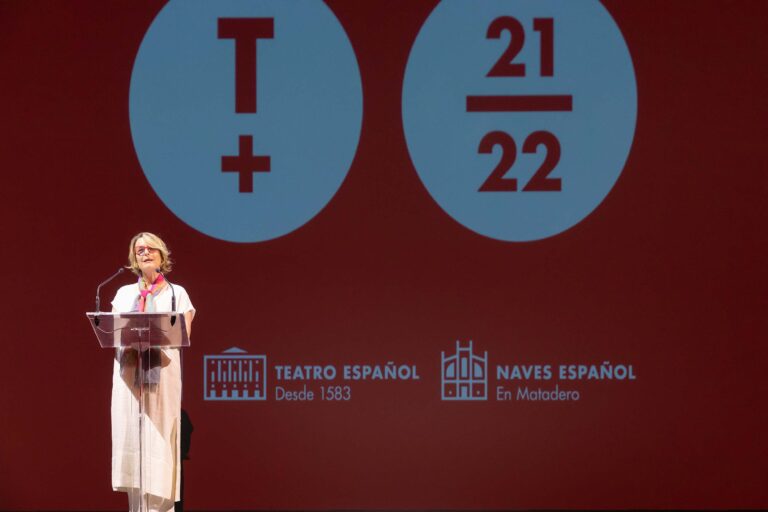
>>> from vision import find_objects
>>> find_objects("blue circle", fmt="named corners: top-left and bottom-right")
top-left (130, 0), bottom-right (362, 242)
top-left (402, 0), bottom-right (637, 242)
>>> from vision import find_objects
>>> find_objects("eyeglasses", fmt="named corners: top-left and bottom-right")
top-left (135, 246), bottom-right (159, 257)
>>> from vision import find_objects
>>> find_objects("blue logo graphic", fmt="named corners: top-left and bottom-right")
top-left (204, 347), bottom-right (267, 401)
top-left (130, 0), bottom-right (362, 242)
top-left (441, 341), bottom-right (488, 400)
top-left (403, 0), bottom-right (637, 241)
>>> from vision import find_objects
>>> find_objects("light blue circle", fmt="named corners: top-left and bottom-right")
top-left (130, 0), bottom-right (362, 242)
top-left (402, 0), bottom-right (637, 242)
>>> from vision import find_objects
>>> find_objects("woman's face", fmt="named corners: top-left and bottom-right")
top-left (134, 237), bottom-right (162, 277)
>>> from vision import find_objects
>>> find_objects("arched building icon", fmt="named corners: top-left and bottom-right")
top-left (204, 347), bottom-right (266, 401)
top-left (441, 340), bottom-right (487, 401)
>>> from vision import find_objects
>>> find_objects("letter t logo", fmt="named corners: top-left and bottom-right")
top-left (218, 17), bottom-right (274, 192)
top-left (218, 18), bottom-right (274, 113)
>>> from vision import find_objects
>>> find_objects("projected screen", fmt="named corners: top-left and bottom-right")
top-left (0, 1), bottom-right (766, 510)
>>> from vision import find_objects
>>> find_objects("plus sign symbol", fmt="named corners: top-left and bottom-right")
top-left (221, 135), bottom-right (271, 193)
top-left (130, 0), bottom-right (362, 242)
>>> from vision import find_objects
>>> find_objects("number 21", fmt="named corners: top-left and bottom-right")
top-left (487, 16), bottom-right (554, 77)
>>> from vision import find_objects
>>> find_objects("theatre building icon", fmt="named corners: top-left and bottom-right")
top-left (441, 340), bottom-right (487, 400)
top-left (204, 347), bottom-right (266, 401)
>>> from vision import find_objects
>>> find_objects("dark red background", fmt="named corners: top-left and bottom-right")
top-left (1, 1), bottom-right (766, 509)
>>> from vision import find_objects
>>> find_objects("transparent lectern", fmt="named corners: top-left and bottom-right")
top-left (86, 311), bottom-right (189, 512)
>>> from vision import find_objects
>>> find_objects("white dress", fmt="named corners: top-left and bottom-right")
top-left (111, 282), bottom-right (195, 503)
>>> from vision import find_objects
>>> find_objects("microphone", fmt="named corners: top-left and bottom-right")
top-left (157, 269), bottom-right (177, 326)
top-left (95, 267), bottom-right (125, 325)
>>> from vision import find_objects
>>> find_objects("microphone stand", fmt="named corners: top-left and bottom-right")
top-left (158, 271), bottom-right (176, 325)
top-left (95, 268), bottom-right (125, 325)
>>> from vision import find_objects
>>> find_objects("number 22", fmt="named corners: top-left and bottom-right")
top-left (478, 131), bottom-right (561, 192)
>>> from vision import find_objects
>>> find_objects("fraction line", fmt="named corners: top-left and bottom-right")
top-left (466, 95), bottom-right (573, 112)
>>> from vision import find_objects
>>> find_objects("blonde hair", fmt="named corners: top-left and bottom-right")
top-left (127, 232), bottom-right (173, 276)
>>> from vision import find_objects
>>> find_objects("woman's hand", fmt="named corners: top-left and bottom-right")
top-left (184, 310), bottom-right (194, 338)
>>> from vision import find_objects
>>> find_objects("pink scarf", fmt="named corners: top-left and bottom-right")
top-left (137, 273), bottom-right (165, 312)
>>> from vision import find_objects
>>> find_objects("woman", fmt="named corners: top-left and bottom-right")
top-left (111, 232), bottom-right (195, 512)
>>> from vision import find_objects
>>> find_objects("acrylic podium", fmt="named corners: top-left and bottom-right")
top-left (86, 311), bottom-right (189, 512)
